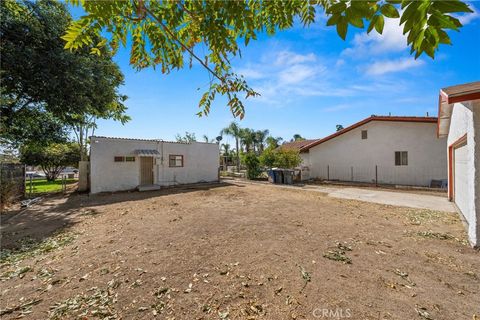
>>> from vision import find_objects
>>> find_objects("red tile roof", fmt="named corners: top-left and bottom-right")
top-left (299, 116), bottom-right (438, 152)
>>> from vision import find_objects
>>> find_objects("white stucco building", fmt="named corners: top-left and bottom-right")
top-left (284, 116), bottom-right (447, 187)
top-left (89, 136), bottom-right (219, 194)
top-left (437, 81), bottom-right (480, 247)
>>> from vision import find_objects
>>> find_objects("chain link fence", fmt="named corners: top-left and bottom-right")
top-left (313, 165), bottom-right (447, 188)
top-left (1, 163), bottom-right (25, 210)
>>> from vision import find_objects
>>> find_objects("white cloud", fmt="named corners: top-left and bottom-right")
top-left (274, 51), bottom-right (317, 66)
top-left (235, 68), bottom-right (265, 79)
top-left (342, 17), bottom-right (407, 57)
top-left (278, 64), bottom-right (319, 84)
top-left (365, 58), bottom-right (424, 75)
top-left (234, 49), bottom-right (335, 104)
top-left (233, 46), bottom-right (417, 106)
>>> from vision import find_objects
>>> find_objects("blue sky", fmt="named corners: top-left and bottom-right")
top-left (71, 5), bottom-right (480, 146)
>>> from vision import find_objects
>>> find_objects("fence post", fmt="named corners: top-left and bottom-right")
top-left (327, 165), bottom-right (330, 181)
top-left (29, 175), bottom-right (33, 198)
top-left (375, 165), bottom-right (378, 187)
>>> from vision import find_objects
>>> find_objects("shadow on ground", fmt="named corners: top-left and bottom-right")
top-left (0, 182), bottom-right (239, 250)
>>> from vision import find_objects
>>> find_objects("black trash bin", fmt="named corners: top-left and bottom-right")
top-left (273, 169), bottom-right (283, 184)
top-left (267, 169), bottom-right (275, 183)
top-left (283, 169), bottom-right (294, 185)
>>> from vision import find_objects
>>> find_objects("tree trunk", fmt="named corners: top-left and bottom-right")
top-left (236, 137), bottom-right (240, 173)
top-left (79, 126), bottom-right (85, 161)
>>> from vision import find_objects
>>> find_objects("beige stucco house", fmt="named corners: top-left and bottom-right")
top-left (437, 81), bottom-right (480, 247)
top-left (89, 136), bottom-right (219, 194)
top-left (283, 115), bottom-right (447, 187)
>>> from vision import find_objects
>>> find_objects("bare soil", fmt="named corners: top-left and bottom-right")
top-left (1, 182), bottom-right (478, 319)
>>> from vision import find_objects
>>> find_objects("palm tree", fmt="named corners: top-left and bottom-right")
top-left (254, 129), bottom-right (269, 153)
top-left (239, 128), bottom-right (255, 153)
top-left (266, 136), bottom-right (283, 149)
top-left (221, 143), bottom-right (231, 156)
top-left (220, 122), bottom-right (242, 172)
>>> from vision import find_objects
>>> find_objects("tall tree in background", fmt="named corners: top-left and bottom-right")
top-left (239, 128), bottom-right (256, 153)
top-left (175, 132), bottom-right (197, 143)
top-left (254, 129), bottom-right (269, 153)
top-left (292, 134), bottom-right (306, 142)
top-left (0, 0), bottom-right (128, 158)
top-left (266, 136), bottom-right (283, 150)
top-left (220, 122), bottom-right (242, 172)
top-left (202, 135), bottom-right (214, 143)
top-left (63, 0), bottom-right (473, 119)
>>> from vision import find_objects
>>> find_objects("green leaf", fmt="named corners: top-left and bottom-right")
top-left (326, 14), bottom-right (341, 26)
top-left (428, 12), bottom-right (461, 29)
top-left (432, 1), bottom-right (473, 13)
top-left (367, 15), bottom-right (378, 34)
top-left (380, 4), bottom-right (400, 18)
top-left (400, 1), bottom-right (420, 25)
top-left (336, 18), bottom-right (348, 40)
top-left (328, 2), bottom-right (347, 14)
top-left (375, 15), bottom-right (385, 33)
top-left (347, 11), bottom-right (364, 28)
top-left (437, 29), bottom-right (452, 45)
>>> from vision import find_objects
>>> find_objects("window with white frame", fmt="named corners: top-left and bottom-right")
top-left (169, 155), bottom-right (184, 167)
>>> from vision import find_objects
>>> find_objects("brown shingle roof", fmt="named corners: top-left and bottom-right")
top-left (280, 139), bottom-right (318, 151)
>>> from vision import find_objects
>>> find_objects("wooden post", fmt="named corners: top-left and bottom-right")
top-left (375, 165), bottom-right (378, 187)
top-left (29, 175), bottom-right (33, 198)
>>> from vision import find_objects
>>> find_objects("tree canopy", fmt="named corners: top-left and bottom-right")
top-left (20, 142), bottom-right (80, 181)
top-left (63, 0), bottom-right (473, 118)
top-left (0, 0), bottom-right (128, 153)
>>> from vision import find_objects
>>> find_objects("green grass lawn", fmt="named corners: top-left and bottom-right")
top-left (25, 178), bottom-right (77, 195)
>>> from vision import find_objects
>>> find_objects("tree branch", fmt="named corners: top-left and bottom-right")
top-left (143, 6), bottom-right (224, 83)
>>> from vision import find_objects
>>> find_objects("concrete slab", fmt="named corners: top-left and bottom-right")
top-left (229, 179), bottom-right (456, 212)
top-left (301, 185), bottom-right (455, 212)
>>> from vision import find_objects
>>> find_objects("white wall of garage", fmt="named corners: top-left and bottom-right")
top-left (447, 101), bottom-right (480, 247)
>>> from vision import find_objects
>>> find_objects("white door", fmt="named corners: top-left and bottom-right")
top-left (453, 142), bottom-right (468, 216)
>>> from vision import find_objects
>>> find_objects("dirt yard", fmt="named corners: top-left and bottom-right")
top-left (1, 182), bottom-right (478, 319)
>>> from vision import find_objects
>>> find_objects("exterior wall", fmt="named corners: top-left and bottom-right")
top-left (77, 161), bottom-right (89, 192)
top-left (90, 137), bottom-right (219, 194)
top-left (299, 152), bottom-right (310, 167)
top-left (447, 101), bottom-right (479, 246)
top-left (307, 121), bottom-right (447, 186)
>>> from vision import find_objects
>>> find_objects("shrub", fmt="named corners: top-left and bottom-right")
top-left (259, 148), bottom-right (302, 169)
top-left (259, 148), bottom-right (276, 167)
top-left (242, 152), bottom-right (261, 179)
top-left (274, 148), bottom-right (302, 169)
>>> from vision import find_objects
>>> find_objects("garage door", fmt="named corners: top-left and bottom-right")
top-left (454, 142), bottom-right (468, 216)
